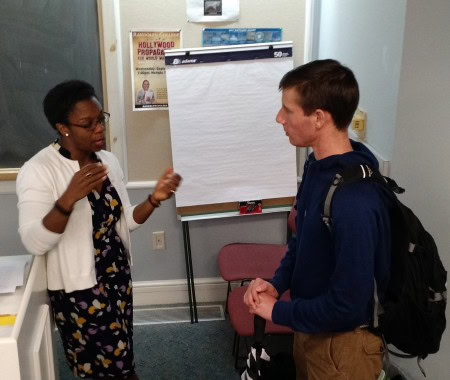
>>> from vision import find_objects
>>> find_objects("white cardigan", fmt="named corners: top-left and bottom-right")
top-left (16, 145), bottom-right (141, 292)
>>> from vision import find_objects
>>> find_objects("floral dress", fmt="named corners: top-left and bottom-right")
top-left (48, 148), bottom-right (134, 378)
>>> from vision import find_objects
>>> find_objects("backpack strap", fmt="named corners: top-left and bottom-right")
top-left (323, 164), bottom-right (391, 232)
top-left (322, 173), bottom-right (343, 231)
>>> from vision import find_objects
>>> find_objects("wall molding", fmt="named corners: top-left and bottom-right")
top-left (0, 169), bottom-right (18, 181)
top-left (126, 181), bottom-right (157, 190)
top-left (303, 0), bottom-right (315, 63)
top-left (99, 0), bottom-right (129, 183)
top-left (0, 173), bottom-right (158, 195)
top-left (133, 277), bottom-right (228, 306)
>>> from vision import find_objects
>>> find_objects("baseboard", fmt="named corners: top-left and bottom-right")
top-left (133, 277), bottom-right (228, 306)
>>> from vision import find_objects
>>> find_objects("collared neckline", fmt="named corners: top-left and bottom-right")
top-left (52, 139), bottom-right (99, 162)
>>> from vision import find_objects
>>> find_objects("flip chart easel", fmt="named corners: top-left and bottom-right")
top-left (165, 42), bottom-right (297, 321)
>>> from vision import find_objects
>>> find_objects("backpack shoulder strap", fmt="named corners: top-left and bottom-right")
top-left (322, 164), bottom-right (404, 232)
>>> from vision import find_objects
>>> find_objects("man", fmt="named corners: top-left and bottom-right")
top-left (244, 59), bottom-right (391, 379)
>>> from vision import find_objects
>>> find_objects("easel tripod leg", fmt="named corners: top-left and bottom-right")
top-left (182, 221), bottom-right (198, 323)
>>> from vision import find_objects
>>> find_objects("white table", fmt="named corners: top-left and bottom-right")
top-left (0, 255), bottom-right (58, 380)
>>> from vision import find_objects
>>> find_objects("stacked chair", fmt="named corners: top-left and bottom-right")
top-left (218, 203), bottom-right (297, 368)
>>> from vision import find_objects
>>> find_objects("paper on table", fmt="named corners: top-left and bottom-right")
top-left (0, 315), bottom-right (16, 326)
top-left (0, 255), bottom-right (32, 294)
top-left (0, 292), bottom-right (23, 316)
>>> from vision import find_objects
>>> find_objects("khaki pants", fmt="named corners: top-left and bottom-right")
top-left (293, 328), bottom-right (384, 380)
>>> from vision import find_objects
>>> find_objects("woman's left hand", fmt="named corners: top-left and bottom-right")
top-left (152, 167), bottom-right (182, 203)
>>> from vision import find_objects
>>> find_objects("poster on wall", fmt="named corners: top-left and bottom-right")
top-left (130, 30), bottom-right (182, 111)
top-left (187, 0), bottom-right (239, 23)
top-left (202, 28), bottom-right (282, 46)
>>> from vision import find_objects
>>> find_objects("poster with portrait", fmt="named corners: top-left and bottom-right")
top-left (186, 0), bottom-right (239, 23)
top-left (130, 30), bottom-right (182, 111)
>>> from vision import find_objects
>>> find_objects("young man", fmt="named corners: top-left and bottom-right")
top-left (244, 59), bottom-right (391, 380)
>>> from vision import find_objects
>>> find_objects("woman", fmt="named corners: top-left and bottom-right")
top-left (135, 79), bottom-right (154, 105)
top-left (16, 80), bottom-right (181, 379)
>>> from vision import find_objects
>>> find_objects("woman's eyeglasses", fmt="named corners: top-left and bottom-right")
top-left (66, 112), bottom-right (110, 131)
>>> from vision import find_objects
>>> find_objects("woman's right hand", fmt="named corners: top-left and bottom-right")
top-left (60, 163), bottom-right (108, 210)
top-left (43, 163), bottom-right (108, 233)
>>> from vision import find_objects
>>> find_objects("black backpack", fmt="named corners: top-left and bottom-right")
top-left (322, 164), bottom-right (447, 376)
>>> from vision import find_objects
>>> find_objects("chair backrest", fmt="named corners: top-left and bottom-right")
top-left (287, 202), bottom-right (297, 235)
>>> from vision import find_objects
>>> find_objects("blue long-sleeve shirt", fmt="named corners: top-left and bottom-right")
top-left (271, 141), bottom-right (391, 333)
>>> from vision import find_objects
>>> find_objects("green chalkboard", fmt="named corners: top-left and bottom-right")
top-left (0, 0), bottom-right (103, 169)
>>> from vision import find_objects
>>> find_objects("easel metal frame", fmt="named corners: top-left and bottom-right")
top-left (178, 203), bottom-right (293, 323)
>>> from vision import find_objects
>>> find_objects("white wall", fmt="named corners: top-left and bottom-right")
top-left (389, 1), bottom-right (450, 378)
top-left (317, 0), bottom-right (406, 161)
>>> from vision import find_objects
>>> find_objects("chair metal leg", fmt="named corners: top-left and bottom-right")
top-left (225, 282), bottom-right (231, 314)
top-left (234, 334), bottom-right (241, 369)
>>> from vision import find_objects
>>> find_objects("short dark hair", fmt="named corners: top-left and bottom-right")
top-left (279, 59), bottom-right (359, 130)
top-left (43, 80), bottom-right (98, 130)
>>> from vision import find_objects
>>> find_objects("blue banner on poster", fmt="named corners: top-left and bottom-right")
top-left (202, 28), bottom-right (282, 47)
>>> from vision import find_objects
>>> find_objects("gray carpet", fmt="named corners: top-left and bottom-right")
top-left (56, 303), bottom-right (293, 380)
top-left (57, 319), bottom-right (239, 379)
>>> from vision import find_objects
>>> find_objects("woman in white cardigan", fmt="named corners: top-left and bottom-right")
top-left (16, 80), bottom-right (181, 380)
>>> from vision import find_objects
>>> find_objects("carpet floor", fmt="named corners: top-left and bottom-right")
top-left (56, 306), bottom-right (293, 380)
top-left (57, 319), bottom-right (240, 379)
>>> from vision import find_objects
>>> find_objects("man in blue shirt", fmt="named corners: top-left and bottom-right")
top-left (244, 59), bottom-right (391, 380)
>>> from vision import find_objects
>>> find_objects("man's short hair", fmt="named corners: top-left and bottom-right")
top-left (279, 59), bottom-right (359, 130)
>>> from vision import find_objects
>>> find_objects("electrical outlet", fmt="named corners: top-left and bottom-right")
top-left (352, 108), bottom-right (367, 140)
top-left (152, 231), bottom-right (165, 250)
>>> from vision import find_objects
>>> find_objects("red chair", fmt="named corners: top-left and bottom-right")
top-left (218, 203), bottom-right (297, 367)
top-left (218, 243), bottom-right (288, 312)
top-left (218, 203), bottom-right (296, 312)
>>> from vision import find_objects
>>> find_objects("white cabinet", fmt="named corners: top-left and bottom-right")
top-left (0, 256), bottom-right (58, 380)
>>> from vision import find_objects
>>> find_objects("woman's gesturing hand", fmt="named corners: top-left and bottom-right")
top-left (63, 163), bottom-right (108, 207)
top-left (151, 167), bottom-right (182, 203)
top-left (133, 167), bottom-right (182, 224)
top-left (44, 163), bottom-right (108, 233)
